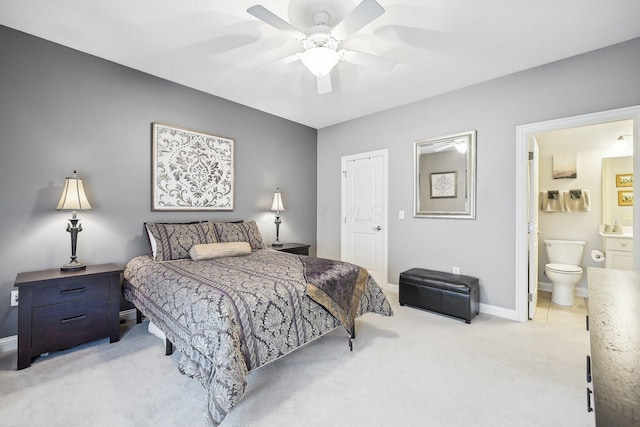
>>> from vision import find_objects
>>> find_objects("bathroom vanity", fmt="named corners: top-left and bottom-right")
top-left (599, 232), bottom-right (633, 270)
top-left (586, 267), bottom-right (640, 426)
top-left (600, 155), bottom-right (633, 271)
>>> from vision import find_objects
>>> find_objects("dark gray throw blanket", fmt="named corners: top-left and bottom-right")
top-left (301, 256), bottom-right (368, 333)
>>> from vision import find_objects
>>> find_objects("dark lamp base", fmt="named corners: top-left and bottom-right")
top-left (61, 262), bottom-right (87, 272)
top-left (272, 242), bottom-right (284, 247)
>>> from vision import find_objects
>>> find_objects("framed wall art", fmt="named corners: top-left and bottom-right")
top-left (618, 190), bottom-right (633, 206)
top-left (616, 173), bottom-right (633, 187)
top-left (430, 171), bottom-right (457, 198)
top-left (552, 154), bottom-right (577, 179)
top-left (151, 122), bottom-right (234, 211)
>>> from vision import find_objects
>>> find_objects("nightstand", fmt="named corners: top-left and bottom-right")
top-left (14, 263), bottom-right (122, 370)
top-left (271, 243), bottom-right (311, 256)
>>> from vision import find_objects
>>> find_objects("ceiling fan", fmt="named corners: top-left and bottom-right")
top-left (247, 0), bottom-right (396, 94)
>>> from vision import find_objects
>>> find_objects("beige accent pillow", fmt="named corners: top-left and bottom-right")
top-left (189, 242), bottom-right (251, 261)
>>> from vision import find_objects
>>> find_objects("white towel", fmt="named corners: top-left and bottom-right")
top-left (540, 191), bottom-right (565, 212)
top-left (564, 189), bottom-right (590, 212)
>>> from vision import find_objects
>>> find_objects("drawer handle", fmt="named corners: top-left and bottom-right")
top-left (586, 355), bottom-right (592, 383)
top-left (587, 387), bottom-right (594, 413)
top-left (61, 287), bottom-right (87, 295)
top-left (61, 314), bottom-right (87, 324)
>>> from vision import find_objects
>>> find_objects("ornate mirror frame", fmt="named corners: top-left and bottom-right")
top-left (414, 130), bottom-right (477, 219)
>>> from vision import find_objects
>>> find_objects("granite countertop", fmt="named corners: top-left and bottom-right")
top-left (586, 267), bottom-right (640, 427)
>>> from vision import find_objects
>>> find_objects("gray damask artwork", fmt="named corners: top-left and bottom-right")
top-left (152, 122), bottom-right (234, 210)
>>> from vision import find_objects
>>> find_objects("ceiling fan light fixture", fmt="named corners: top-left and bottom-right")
top-left (301, 47), bottom-right (339, 77)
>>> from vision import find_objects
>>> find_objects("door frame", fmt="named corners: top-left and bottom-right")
top-left (527, 137), bottom-right (539, 320)
top-left (340, 149), bottom-right (389, 287)
top-left (515, 105), bottom-right (640, 322)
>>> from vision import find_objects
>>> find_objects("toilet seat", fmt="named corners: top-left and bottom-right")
top-left (546, 263), bottom-right (582, 274)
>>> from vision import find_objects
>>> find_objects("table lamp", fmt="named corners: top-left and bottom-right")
top-left (270, 188), bottom-right (285, 246)
top-left (56, 170), bottom-right (93, 271)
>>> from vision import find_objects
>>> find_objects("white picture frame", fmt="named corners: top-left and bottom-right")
top-left (151, 122), bottom-right (234, 211)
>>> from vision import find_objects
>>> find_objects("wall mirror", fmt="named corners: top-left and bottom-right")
top-left (414, 130), bottom-right (476, 219)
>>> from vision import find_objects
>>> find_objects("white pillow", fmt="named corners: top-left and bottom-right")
top-left (189, 242), bottom-right (251, 261)
top-left (147, 229), bottom-right (158, 259)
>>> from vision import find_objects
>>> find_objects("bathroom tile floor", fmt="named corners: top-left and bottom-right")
top-left (533, 289), bottom-right (588, 330)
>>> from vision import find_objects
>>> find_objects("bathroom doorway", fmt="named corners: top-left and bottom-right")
top-left (515, 106), bottom-right (640, 322)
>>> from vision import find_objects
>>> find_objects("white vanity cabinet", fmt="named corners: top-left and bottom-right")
top-left (602, 235), bottom-right (633, 270)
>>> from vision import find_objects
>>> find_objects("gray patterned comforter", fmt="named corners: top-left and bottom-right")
top-left (122, 249), bottom-right (393, 425)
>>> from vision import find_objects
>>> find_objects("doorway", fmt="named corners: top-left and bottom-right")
top-left (515, 106), bottom-right (640, 322)
top-left (340, 149), bottom-right (388, 287)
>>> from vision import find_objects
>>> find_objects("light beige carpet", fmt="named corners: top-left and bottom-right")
top-left (0, 289), bottom-right (595, 426)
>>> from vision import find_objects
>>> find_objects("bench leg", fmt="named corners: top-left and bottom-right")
top-left (136, 309), bottom-right (142, 324)
top-left (165, 339), bottom-right (173, 356)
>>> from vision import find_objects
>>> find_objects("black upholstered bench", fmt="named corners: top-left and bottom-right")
top-left (399, 268), bottom-right (479, 323)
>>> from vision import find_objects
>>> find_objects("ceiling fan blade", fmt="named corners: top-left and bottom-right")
top-left (340, 49), bottom-right (396, 72)
top-left (281, 53), bottom-right (302, 64)
top-left (317, 74), bottom-right (332, 95)
top-left (331, 0), bottom-right (385, 42)
top-left (247, 5), bottom-right (306, 41)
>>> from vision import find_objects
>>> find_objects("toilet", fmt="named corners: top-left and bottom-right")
top-left (544, 239), bottom-right (585, 306)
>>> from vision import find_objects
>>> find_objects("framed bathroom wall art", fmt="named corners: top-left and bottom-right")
top-left (616, 173), bottom-right (633, 187)
top-left (552, 153), bottom-right (577, 179)
top-left (618, 190), bottom-right (633, 206)
top-left (151, 122), bottom-right (235, 211)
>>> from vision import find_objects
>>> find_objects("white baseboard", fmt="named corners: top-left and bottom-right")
top-left (479, 303), bottom-right (518, 320)
top-left (388, 282), bottom-right (517, 321)
top-left (0, 335), bottom-right (16, 353)
top-left (385, 282), bottom-right (399, 291)
top-left (0, 309), bottom-right (139, 354)
top-left (121, 308), bottom-right (138, 321)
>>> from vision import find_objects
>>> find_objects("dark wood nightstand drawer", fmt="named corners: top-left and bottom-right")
top-left (15, 263), bottom-right (122, 369)
top-left (32, 277), bottom-right (110, 307)
top-left (32, 297), bottom-right (111, 352)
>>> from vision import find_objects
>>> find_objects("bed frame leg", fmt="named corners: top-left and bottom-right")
top-left (136, 309), bottom-right (142, 324)
top-left (165, 339), bottom-right (173, 356)
top-left (348, 322), bottom-right (356, 351)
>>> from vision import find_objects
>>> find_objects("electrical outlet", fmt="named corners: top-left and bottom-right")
top-left (10, 290), bottom-right (19, 307)
top-left (452, 266), bottom-right (460, 275)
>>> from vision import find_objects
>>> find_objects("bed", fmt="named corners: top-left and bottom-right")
top-left (122, 220), bottom-right (393, 425)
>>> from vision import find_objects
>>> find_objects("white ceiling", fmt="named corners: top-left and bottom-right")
top-left (2, 0), bottom-right (640, 129)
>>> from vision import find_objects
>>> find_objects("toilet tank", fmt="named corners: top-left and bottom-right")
top-left (544, 239), bottom-right (586, 265)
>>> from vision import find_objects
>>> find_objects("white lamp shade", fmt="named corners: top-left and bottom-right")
top-left (271, 191), bottom-right (285, 212)
top-left (301, 47), bottom-right (339, 77)
top-left (56, 173), bottom-right (92, 211)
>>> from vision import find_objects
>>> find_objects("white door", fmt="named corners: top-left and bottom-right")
top-left (528, 137), bottom-right (540, 319)
top-left (341, 150), bottom-right (387, 286)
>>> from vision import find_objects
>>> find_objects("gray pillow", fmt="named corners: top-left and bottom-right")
top-left (211, 220), bottom-right (265, 250)
top-left (145, 221), bottom-right (217, 262)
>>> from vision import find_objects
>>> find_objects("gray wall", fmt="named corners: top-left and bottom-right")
top-left (317, 37), bottom-right (640, 312)
top-left (0, 26), bottom-right (317, 339)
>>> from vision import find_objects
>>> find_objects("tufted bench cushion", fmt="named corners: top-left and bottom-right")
top-left (399, 268), bottom-right (479, 323)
